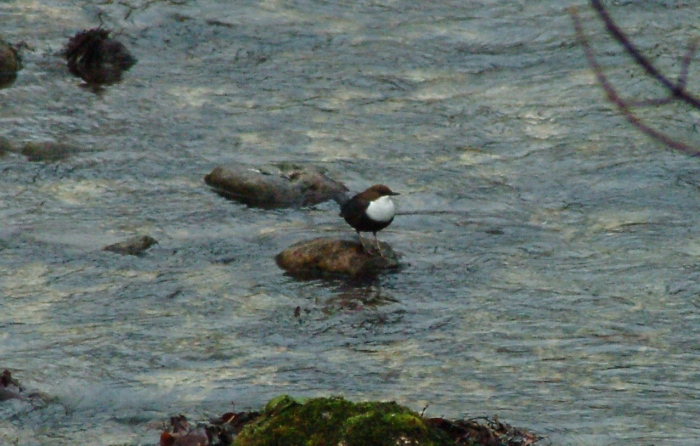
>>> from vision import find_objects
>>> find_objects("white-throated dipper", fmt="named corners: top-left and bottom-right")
top-left (340, 184), bottom-right (399, 253)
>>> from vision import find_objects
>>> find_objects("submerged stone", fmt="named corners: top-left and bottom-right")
top-left (0, 136), bottom-right (13, 156)
top-left (103, 235), bottom-right (158, 256)
top-left (0, 39), bottom-right (21, 88)
top-left (21, 142), bottom-right (81, 162)
top-left (275, 237), bottom-right (400, 278)
top-left (234, 395), bottom-right (451, 446)
top-left (204, 164), bottom-right (348, 209)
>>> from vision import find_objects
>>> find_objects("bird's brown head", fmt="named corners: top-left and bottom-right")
top-left (364, 184), bottom-right (399, 199)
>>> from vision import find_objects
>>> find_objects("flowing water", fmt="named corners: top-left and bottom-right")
top-left (2, 0), bottom-right (700, 444)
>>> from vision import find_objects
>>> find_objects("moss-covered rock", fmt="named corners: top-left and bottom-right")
top-left (234, 395), bottom-right (451, 446)
top-left (161, 395), bottom-right (543, 446)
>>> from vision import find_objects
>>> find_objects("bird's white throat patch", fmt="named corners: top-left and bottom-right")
top-left (365, 195), bottom-right (396, 222)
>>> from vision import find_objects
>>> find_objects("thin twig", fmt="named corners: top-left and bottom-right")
top-left (678, 37), bottom-right (700, 89)
top-left (624, 97), bottom-right (675, 107)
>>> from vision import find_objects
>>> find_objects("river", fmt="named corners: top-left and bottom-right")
top-left (1, 1), bottom-right (700, 444)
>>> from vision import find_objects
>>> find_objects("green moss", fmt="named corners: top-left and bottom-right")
top-left (234, 396), bottom-right (451, 446)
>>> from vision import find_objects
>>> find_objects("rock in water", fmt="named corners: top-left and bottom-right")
top-left (275, 237), bottom-right (400, 278)
top-left (21, 142), bottom-right (81, 162)
top-left (104, 235), bottom-right (157, 256)
top-left (204, 164), bottom-right (348, 209)
top-left (0, 370), bottom-right (27, 401)
top-left (0, 39), bottom-right (21, 88)
top-left (0, 136), bottom-right (14, 157)
top-left (63, 28), bottom-right (136, 86)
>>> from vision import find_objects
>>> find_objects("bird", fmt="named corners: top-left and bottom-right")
top-left (340, 184), bottom-right (399, 254)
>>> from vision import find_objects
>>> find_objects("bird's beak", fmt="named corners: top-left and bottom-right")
top-left (391, 192), bottom-right (400, 196)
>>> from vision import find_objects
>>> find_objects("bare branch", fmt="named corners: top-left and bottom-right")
top-left (589, 0), bottom-right (700, 108)
top-left (569, 6), bottom-right (700, 156)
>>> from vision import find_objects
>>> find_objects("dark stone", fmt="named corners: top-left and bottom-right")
top-left (275, 237), bottom-right (400, 278)
top-left (0, 136), bottom-right (13, 156)
top-left (0, 370), bottom-right (27, 402)
top-left (63, 28), bottom-right (136, 86)
top-left (103, 235), bottom-right (158, 256)
top-left (0, 39), bottom-right (21, 88)
top-left (21, 142), bottom-right (81, 162)
top-left (204, 164), bottom-right (348, 209)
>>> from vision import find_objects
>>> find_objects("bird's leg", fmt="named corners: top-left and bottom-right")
top-left (373, 232), bottom-right (384, 257)
top-left (357, 231), bottom-right (379, 255)
top-left (357, 231), bottom-right (369, 253)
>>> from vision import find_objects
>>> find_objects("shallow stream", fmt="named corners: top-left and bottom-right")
top-left (2, 1), bottom-right (700, 444)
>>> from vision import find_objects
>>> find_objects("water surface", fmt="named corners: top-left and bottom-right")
top-left (2, 1), bottom-right (700, 444)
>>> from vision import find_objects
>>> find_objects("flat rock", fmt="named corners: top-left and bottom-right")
top-left (103, 235), bottom-right (158, 256)
top-left (204, 164), bottom-right (348, 209)
top-left (275, 237), bottom-right (400, 278)
top-left (21, 142), bottom-right (81, 162)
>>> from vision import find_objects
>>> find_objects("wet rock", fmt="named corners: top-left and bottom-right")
top-left (0, 136), bottom-right (14, 157)
top-left (162, 394), bottom-right (544, 446)
top-left (63, 28), bottom-right (136, 87)
top-left (0, 39), bottom-right (21, 88)
top-left (204, 164), bottom-right (348, 209)
top-left (275, 237), bottom-right (400, 278)
top-left (159, 415), bottom-right (209, 446)
top-left (234, 395), bottom-right (451, 446)
top-left (103, 235), bottom-right (158, 256)
top-left (206, 410), bottom-right (259, 445)
top-left (426, 415), bottom-right (543, 446)
top-left (0, 369), bottom-right (27, 401)
top-left (21, 142), bottom-right (81, 162)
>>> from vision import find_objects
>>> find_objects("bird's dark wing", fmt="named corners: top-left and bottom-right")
top-left (340, 197), bottom-right (368, 223)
